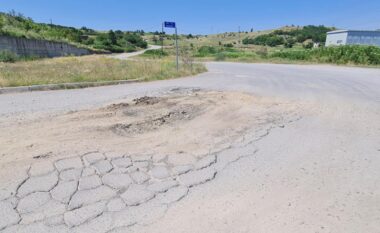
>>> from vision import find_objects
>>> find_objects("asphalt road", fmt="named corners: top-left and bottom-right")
top-left (1, 63), bottom-right (380, 232)
top-left (1, 62), bottom-right (379, 117)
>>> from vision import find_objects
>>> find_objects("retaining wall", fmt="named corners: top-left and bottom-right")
top-left (0, 35), bottom-right (93, 58)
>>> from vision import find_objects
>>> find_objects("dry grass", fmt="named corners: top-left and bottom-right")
top-left (0, 55), bottom-right (207, 87)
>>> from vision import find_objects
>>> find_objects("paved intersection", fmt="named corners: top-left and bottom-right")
top-left (1, 62), bottom-right (379, 232)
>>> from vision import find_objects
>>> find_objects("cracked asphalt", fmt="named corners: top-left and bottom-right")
top-left (1, 62), bottom-right (380, 232)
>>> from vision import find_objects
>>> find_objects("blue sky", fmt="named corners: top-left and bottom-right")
top-left (1, 0), bottom-right (380, 34)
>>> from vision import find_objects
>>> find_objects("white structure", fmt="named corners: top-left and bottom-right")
top-left (326, 30), bottom-right (380, 47)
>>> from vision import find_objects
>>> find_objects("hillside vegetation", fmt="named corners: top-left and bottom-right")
top-left (149, 24), bottom-right (380, 67)
top-left (243, 25), bottom-right (334, 48)
top-left (0, 11), bottom-right (147, 53)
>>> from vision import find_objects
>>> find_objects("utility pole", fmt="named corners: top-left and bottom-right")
top-left (238, 26), bottom-right (241, 50)
top-left (161, 23), bottom-right (164, 54)
top-left (175, 26), bottom-right (179, 72)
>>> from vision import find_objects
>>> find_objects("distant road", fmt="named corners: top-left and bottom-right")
top-left (109, 45), bottom-right (161, 60)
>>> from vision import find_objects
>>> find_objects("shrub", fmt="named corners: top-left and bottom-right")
top-left (0, 50), bottom-right (18, 62)
top-left (125, 44), bottom-right (137, 53)
top-left (243, 25), bottom-right (333, 47)
top-left (256, 47), bottom-right (268, 58)
top-left (142, 49), bottom-right (168, 57)
top-left (196, 46), bottom-right (217, 57)
top-left (284, 38), bottom-right (296, 48)
top-left (243, 34), bottom-right (284, 47)
top-left (270, 50), bottom-right (310, 60)
top-left (214, 53), bottom-right (226, 61)
top-left (270, 45), bottom-right (380, 65)
top-left (303, 42), bottom-right (314, 49)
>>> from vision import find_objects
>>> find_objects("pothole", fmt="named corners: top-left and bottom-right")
top-left (111, 103), bottom-right (203, 136)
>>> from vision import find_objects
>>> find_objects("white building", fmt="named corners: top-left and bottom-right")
top-left (326, 30), bottom-right (380, 47)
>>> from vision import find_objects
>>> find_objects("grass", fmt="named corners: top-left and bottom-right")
top-left (154, 44), bottom-right (380, 68)
top-left (0, 55), bottom-right (207, 87)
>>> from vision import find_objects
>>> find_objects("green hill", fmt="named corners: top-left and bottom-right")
top-left (242, 25), bottom-right (335, 48)
top-left (0, 11), bottom-right (147, 53)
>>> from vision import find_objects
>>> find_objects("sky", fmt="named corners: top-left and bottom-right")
top-left (1, 0), bottom-right (380, 34)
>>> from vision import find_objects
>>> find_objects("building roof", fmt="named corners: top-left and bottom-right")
top-left (328, 30), bottom-right (380, 34)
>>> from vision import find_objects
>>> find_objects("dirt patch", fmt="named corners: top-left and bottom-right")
top-left (105, 103), bottom-right (130, 111)
top-left (112, 108), bottom-right (199, 136)
top-left (0, 89), bottom-right (298, 167)
top-left (133, 96), bottom-right (160, 106)
top-left (110, 95), bottom-right (203, 136)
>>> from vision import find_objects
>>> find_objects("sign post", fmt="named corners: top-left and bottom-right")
top-left (164, 21), bottom-right (179, 71)
top-left (161, 23), bottom-right (164, 54)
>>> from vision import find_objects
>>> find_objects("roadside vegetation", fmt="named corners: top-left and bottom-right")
top-left (0, 11), bottom-right (147, 53)
top-left (145, 24), bottom-right (379, 67)
top-left (270, 45), bottom-right (380, 65)
top-left (192, 45), bottom-right (380, 65)
top-left (0, 55), bottom-right (206, 87)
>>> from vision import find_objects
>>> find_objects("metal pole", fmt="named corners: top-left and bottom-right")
top-left (238, 26), bottom-right (241, 50)
top-left (161, 23), bottom-right (164, 54)
top-left (175, 26), bottom-right (179, 72)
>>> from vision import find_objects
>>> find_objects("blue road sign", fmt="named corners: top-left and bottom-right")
top-left (164, 22), bottom-right (176, 28)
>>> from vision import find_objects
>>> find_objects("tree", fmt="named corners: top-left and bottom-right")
top-left (0, 15), bottom-right (4, 31)
top-left (114, 30), bottom-right (124, 39)
top-left (284, 38), bottom-right (296, 48)
top-left (108, 30), bottom-right (117, 45)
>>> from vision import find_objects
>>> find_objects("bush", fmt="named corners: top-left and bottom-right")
top-left (125, 44), bottom-right (137, 53)
top-left (243, 34), bottom-right (284, 47)
top-left (196, 46), bottom-right (217, 57)
top-left (0, 50), bottom-right (18, 62)
top-left (274, 25), bottom-right (332, 43)
top-left (270, 50), bottom-right (310, 60)
top-left (256, 47), bottom-right (268, 58)
top-left (142, 49), bottom-right (168, 57)
top-left (284, 38), bottom-right (296, 48)
top-left (243, 25), bottom-right (333, 47)
top-left (270, 45), bottom-right (380, 65)
top-left (303, 42), bottom-right (314, 49)
top-left (214, 53), bottom-right (226, 61)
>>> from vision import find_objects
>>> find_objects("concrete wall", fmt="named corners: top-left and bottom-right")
top-left (326, 32), bottom-right (348, 46)
top-left (0, 36), bottom-right (93, 58)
